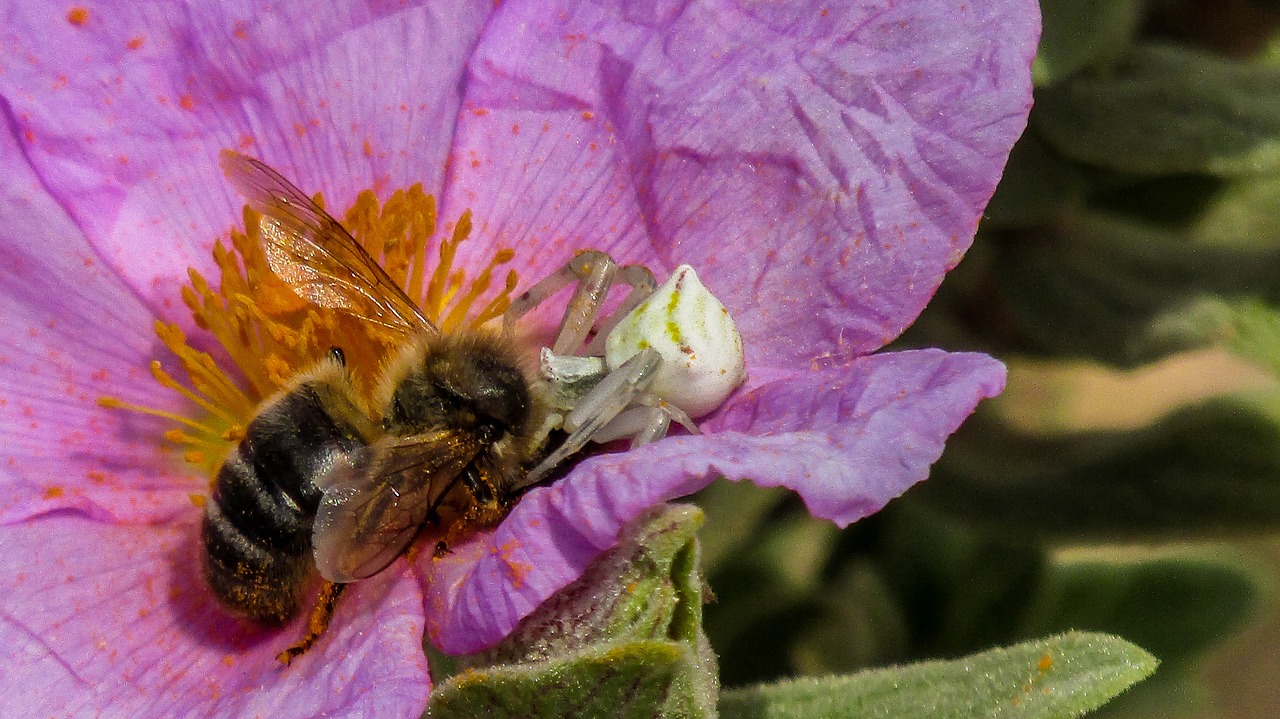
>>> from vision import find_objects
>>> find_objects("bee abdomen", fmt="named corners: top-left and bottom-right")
top-left (202, 380), bottom-right (367, 624)
top-left (202, 497), bottom-right (311, 624)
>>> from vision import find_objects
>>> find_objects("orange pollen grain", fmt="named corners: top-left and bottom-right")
top-left (99, 181), bottom-right (522, 479)
top-left (66, 7), bottom-right (89, 25)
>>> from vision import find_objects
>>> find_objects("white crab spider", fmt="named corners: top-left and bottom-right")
top-left (502, 251), bottom-right (746, 485)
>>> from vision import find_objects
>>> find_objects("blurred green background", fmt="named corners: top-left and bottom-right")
top-left (696, 1), bottom-right (1280, 716)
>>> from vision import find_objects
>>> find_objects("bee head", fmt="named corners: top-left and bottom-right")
top-left (384, 335), bottom-right (532, 443)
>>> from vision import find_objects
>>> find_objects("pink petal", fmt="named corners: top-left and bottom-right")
top-left (2, 0), bottom-right (493, 313)
top-left (0, 124), bottom-right (197, 524)
top-left (424, 349), bottom-right (1006, 652)
top-left (0, 514), bottom-right (429, 717)
top-left (439, 0), bottom-right (1038, 365)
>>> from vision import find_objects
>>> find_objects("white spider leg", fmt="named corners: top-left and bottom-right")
top-left (626, 408), bottom-right (670, 448)
top-left (590, 405), bottom-right (670, 448)
top-left (501, 251), bottom-right (611, 336)
top-left (519, 348), bottom-right (662, 489)
top-left (550, 253), bottom-right (619, 354)
top-left (583, 264), bottom-right (656, 356)
top-left (501, 250), bottom-right (618, 355)
top-left (631, 392), bottom-right (699, 434)
top-left (589, 391), bottom-right (699, 448)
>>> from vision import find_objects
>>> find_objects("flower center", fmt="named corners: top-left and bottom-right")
top-left (99, 184), bottom-right (519, 482)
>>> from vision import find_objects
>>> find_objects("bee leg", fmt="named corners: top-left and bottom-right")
top-left (277, 580), bottom-right (347, 665)
top-left (459, 468), bottom-right (510, 527)
top-left (460, 465), bottom-right (495, 504)
top-left (441, 498), bottom-right (510, 548)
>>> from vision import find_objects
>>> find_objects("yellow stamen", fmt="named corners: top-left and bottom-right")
top-left (426, 211), bottom-right (472, 319)
top-left (442, 248), bottom-right (515, 332)
top-left (97, 396), bottom-right (221, 437)
top-left (100, 179), bottom-right (525, 479)
top-left (404, 188), bottom-right (436, 309)
top-left (162, 428), bottom-right (222, 449)
top-left (154, 322), bottom-right (256, 419)
top-left (148, 360), bottom-right (243, 427)
top-left (473, 270), bottom-right (521, 327)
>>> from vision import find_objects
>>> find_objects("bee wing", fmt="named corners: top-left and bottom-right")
top-left (220, 150), bottom-right (437, 337)
top-left (312, 429), bottom-right (481, 583)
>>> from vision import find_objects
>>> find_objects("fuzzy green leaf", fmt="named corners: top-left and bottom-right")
top-left (719, 632), bottom-right (1157, 719)
top-left (1019, 549), bottom-right (1263, 668)
top-left (993, 211), bottom-right (1280, 366)
top-left (925, 400), bottom-right (1280, 539)
top-left (428, 641), bottom-right (707, 719)
top-left (430, 504), bottom-right (718, 718)
top-left (1144, 296), bottom-right (1280, 376)
top-left (1033, 0), bottom-right (1144, 86)
top-left (982, 134), bottom-right (1088, 228)
top-left (1036, 44), bottom-right (1280, 175)
top-left (1188, 174), bottom-right (1280, 249)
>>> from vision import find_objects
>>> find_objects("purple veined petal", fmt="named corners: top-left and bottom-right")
top-left (0, 0), bottom-right (493, 316)
top-left (0, 124), bottom-right (198, 524)
top-left (439, 0), bottom-right (1039, 366)
top-left (423, 348), bottom-right (1006, 653)
top-left (0, 514), bottom-right (429, 718)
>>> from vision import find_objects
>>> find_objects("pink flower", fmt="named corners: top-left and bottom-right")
top-left (0, 0), bottom-right (1038, 716)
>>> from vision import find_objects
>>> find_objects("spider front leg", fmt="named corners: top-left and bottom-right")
top-left (595, 392), bottom-right (699, 447)
top-left (502, 251), bottom-right (655, 355)
top-left (522, 347), bottom-right (665, 487)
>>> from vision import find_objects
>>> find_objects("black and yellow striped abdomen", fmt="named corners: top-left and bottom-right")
top-left (201, 370), bottom-right (367, 624)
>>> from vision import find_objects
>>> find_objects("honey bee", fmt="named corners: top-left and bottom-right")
top-left (203, 151), bottom-right (744, 664)
top-left (204, 152), bottom-right (552, 664)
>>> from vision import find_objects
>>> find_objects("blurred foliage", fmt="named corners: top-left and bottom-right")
top-left (698, 1), bottom-right (1280, 717)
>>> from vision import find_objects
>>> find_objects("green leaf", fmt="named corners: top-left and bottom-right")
top-left (1018, 548), bottom-right (1264, 667)
top-left (428, 640), bottom-right (708, 719)
top-left (993, 211), bottom-right (1280, 366)
top-left (1187, 174), bottom-right (1280, 248)
top-left (704, 511), bottom-right (840, 685)
top-left (431, 504), bottom-right (718, 717)
top-left (982, 133), bottom-right (1088, 228)
top-left (719, 632), bottom-right (1157, 719)
top-left (694, 478), bottom-right (790, 573)
top-left (1033, 0), bottom-right (1144, 86)
top-left (1144, 296), bottom-right (1280, 376)
top-left (871, 503), bottom-right (1044, 657)
top-left (788, 562), bottom-right (910, 675)
top-left (1036, 44), bottom-right (1280, 175)
top-left (463, 504), bottom-right (707, 666)
top-left (923, 399), bottom-right (1280, 539)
